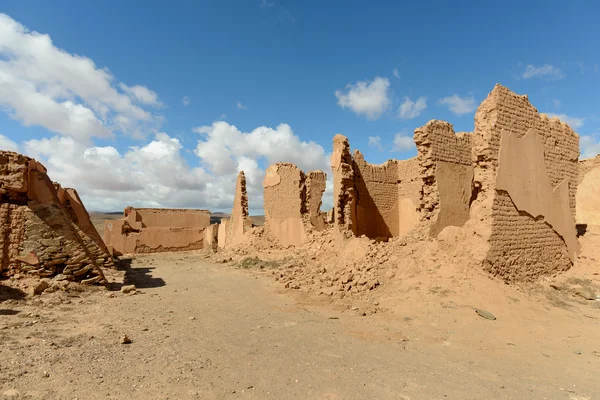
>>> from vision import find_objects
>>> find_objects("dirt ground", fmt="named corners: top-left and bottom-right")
top-left (1, 244), bottom-right (600, 400)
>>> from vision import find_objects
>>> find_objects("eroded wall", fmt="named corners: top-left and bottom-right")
top-left (414, 120), bottom-right (473, 237)
top-left (473, 84), bottom-right (579, 281)
top-left (263, 163), bottom-right (327, 246)
top-left (0, 151), bottom-right (109, 284)
top-left (263, 163), bottom-right (307, 247)
top-left (576, 155), bottom-right (600, 225)
top-left (331, 134), bottom-right (356, 234)
top-left (217, 171), bottom-right (253, 248)
top-left (104, 207), bottom-right (211, 255)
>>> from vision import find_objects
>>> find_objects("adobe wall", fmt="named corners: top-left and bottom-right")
top-left (305, 171), bottom-right (327, 231)
top-left (414, 120), bottom-right (473, 237)
top-left (263, 163), bottom-right (307, 247)
top-left (472, 84), bottom-right (579, 282)
top-left (331, 134), bottom-right (357, 234)
top-left (104, 207), bottom-right (211, 255)
top-left (217, 171), bottom-right (253, 248)
top-left (576, 155), bottom-right (600, 225)
top-left (396, 157), bottom-right (421, 237)
top-left (331, 135), bottom-right (423, 239)
top-left (353, 153), bottom-right (399, 238)
top-left (0, 151), bottom-right (108, 284)
top-left (263, 163), bottom-right (327, 246)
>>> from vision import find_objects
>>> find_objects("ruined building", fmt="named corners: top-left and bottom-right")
top-left (329, 84), bottom-right (580, 282)
top-left (0, 151), bottom-right (110, 284)
top-left (217, 171), bottom-right (253, 248)
top-left (104, 207), bottom-right (211, 256)
top-left (263, 163), bottom-right (327, 246)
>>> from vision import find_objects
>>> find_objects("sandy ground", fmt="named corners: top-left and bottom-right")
top-left (1, 248), bottom-right (600, 400)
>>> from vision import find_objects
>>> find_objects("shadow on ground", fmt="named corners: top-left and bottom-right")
top-left (108, 257), bottom-right (166, 291)
top-left (0, 283), bottom-right (26, 302)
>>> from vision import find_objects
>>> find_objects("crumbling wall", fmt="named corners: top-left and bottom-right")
top-left (576, 155), bottom-right (600, 225)
top-left (397, 157), bottom-right (421, 237)
top-left (472, 84), bottom-right (579, 282)
top-left (414, 120), bottom-right (473, 237)
top-left (263, 163), bottom-right (327, 246)
top-left (104, 207), bottom-right (211, 255)
top-left (353, 153), bottom-right (399, 238)
top-left (305, 171), bottom-right (327, 231)
top-left (0, 151), bottom-right (108, 284)
top-left (263, 163), bottom-right (307, 247)
top-left (331, 134), bottom-right (356, 234)
top-left (217, 171), bottom-right (253, 248)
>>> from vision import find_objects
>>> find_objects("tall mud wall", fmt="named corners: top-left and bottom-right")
top-left (263, 163), bottom-right (326, 246)
top-left (306, 171), bottom-right (327, 231)
top-left (331, 134), bottom-right (356, 235)
top-left (353, 153), bottom-right (399, 238)
top-left (414, 120), bottom-right (473, 237)
top-left (217, 171), bottom-right (253, 248)
top-left (0, 151), bottom-right (109, 284)
top-left (104, 207), bottom-right (211, 255)
top-left (472, 84), bottom-right (579, 282)
top-left (396, 158), bottom-right (421, 237)
top-left (576, 155), bottom-right (600, 225)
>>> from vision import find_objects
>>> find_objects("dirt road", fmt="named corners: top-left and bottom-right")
top-left (1, 252), bottom-right (599, 399)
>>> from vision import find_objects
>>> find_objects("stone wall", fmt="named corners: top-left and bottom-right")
top-left (104, 207), bottom-right (211, 255)
top-left (0, 151), bottom-right (109, 284)
top-left (217, 171), bottom-right (253, 248)
top-left (576, 155), bottom-right (600, 225)
top-left (472, 84), bottom-right (580, 282)
top-left (263, 163), bottom-right (327, 246)
top-left (414, 120), bottom-right (473, 237)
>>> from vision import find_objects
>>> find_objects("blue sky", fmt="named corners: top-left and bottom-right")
top-left (0, 1), bottom-right (599, 212)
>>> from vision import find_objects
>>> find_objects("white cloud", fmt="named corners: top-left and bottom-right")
top-left (438, 94), bottom-right (476, 115)
top-left (119, 83), bottom-right (162, 107)
top-left (545, 113), bottom-right (584, 129)
top-left (398, 96), bottom-right (426, 119)
top-left (261, 0), bottom-right (274, 7)
top-left (393, 132), bottom-right (414, 152)
top-left (194, 121), bottom-right (331, 210)
top-left (522, 64), bottom-right (564, 80)
top-left (0, 134), bottom-right (19, 152)
top-left (335, 76), bottom-right (390, 120)
top-left (236, 101), bottom-right (247, 110)
top-left (552, 99), bottom-right (561, 108)
top-left (393, 68), bottom-right (400, 79)
top-left (368, 136), bottom-right (383, 151)
top-left (580, 135), bottom-right (600, 159)
top-left (0, 13), bottom-right (162, 143)
top-left (182, 96), bottom-right (192, 106)
top-left (22, 133), bottom-right (213, 211)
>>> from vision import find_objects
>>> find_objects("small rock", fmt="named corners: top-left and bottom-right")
top-left (475, 308), bottom-right (496, 320)
top-left (53, 274), bottom-right (68, 281)
top-left (573, 350), bottom-right (582, 355)
top-left (189, 317), bottom-right (196, 320)
top-left (120, 334), bottom-right (132, 344)
top-left (32, 279), bottom-right (50, 295)
top-left (574, 288), bottom-right (596, 301)
top-left (121, 285), bottom-right (136, 294)
top-left (2, 389), bottom-right (20, 398)
top-left (43, 371), bottom-right (50, 377)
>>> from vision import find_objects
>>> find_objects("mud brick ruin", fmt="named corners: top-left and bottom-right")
top-left (0, 151), bottom-right (110, 284)
top-left (0, 83), bottom-right (591, 286)
top-left (326, 84), bottom-right (581, 282)
top-left (104, 207), bottom-right (211, 256)
top-left (262, 163), bottom-right (327, 246)
top-left (217, 171), bottom-right (253, 248)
